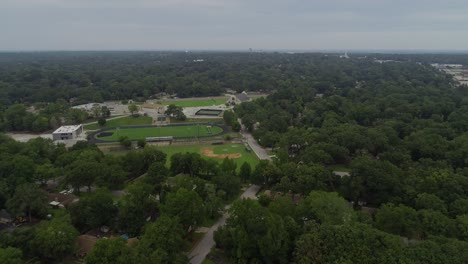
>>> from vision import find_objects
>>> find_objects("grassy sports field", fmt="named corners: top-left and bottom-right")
top-left (96, 124), bottom-right (224, 141)
top-left (159, 98), bottom-right (227, 107)
top-left (84, 116), bottom-right (152, 130)
top-left (159, 143), bottom-right (259, 168)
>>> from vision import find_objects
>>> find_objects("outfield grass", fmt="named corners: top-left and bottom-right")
top-left (159, 98), bottom-right (227, 107)
top-left (101, 143), bottom-right (259, 169)
top-left (96, 125), bottom-right (224, 141)
top-left (84, 116), bottom-right (152, 130)
top-left (158, 143), bottom-right (259, 168)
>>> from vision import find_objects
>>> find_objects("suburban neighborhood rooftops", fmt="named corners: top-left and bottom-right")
top-left (53, 125), bottom-right (83, 134)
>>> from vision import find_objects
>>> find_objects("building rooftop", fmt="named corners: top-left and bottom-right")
top-left (53, 125), bottom-right (83, 134)
top-left (235, 91), bottom-right (250, 102)
top-left (47, 193), bottom-right (79, 207)
top-left (72, 103), bottom-right (105, 111)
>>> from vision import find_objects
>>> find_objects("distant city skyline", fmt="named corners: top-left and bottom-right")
top-left (1, 0), bottom-right (468, 51)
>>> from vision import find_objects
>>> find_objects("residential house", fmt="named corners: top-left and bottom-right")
top-left (48, 193), bottom-right (79, 209)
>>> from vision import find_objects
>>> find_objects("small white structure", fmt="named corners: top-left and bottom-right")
top-left (52, 125), bottom-right (83, 141)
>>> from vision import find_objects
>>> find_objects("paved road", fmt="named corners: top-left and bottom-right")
top-left (188, 185), bottom-right (261, 264)
top-left (238, 118), bottom-right (272, 161)
top-left (188, 118), bottom-right (269, 264)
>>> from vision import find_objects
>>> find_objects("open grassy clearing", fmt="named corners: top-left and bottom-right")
top-left (159, 98), bottom-right (227, 107)
top-left (96, 125), bottom-right (224, 141)
top-left (84, 116), bottom-right (152, 130)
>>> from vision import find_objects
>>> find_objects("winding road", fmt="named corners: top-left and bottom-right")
top-left (188, 120), bottom-right (269, 264)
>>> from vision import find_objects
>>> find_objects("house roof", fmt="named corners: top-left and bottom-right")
top-left (47, 193), bottom-right (79, 207)
top-left (75, 235), bottom-right (98, 256)
top-left (235, 92), bottom-right (250, 102)
top-left (53, 125), bottom-right (82, 134)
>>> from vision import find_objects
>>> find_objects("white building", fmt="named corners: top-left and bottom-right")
top-left (52, 125), bottom-right (84, 141)
top-left (72, 103), bottom-right (106, 112)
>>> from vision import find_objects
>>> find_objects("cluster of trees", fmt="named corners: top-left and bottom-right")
top-left (0, 130), bottom-right (254, 262)
top-left (0, 101), bottom-right (97, 132)
top-left (165, 104), bottom-right (186, 121)
top-left (4, 51), bottom-right (446, 105)
top-left (215, 191), bottom-right (468, 263)
top-left (223, 110), bottom-right (241, 132)
top-left (2, 52), bottom-right (468, 263)
top-left (225, 56), bottom-right (468, 262)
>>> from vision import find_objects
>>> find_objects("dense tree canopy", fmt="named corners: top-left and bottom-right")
top-left (1, 52), bottom-right (468, 263)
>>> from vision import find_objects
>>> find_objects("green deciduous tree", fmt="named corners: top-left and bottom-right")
top-left (7, 183), bottom-right (48, 222)
top-left (119, 136), bottom-right (132, 148)
top-left (69, 189), bottom-right (117, 231)
top-left (375, 203), bottom-right (420, 239)
top-left (293, 223), bottom-right (404, 264)
top-left (97, 117), bottom-right (106, 127)
top-left (117, 182), bottom-right (157, 236)
top-left (215, 199), bottom-right (292, 263)
top-left (128, 104), bottom-right (138, 115)
top-left (31, 215), bottom-right (79, 260)
top-left (65, 160), bottom-right (102, 193)
top-left (137, 215), bottom-right (188, 264)
top-left (296, 191), bottom-right (355, 225)
top-left (161, 188), bottom-right (204, 232)
top-left (34, 163), bottom-right (58, 186)
top-left (415, 193), bottom-right (447, 214)
top-left (85, 238), bottom-right (134, 264)
top-left (146, 162), bottom-right (169, 195)
top-left (0, 247), bottom-right (24, 264)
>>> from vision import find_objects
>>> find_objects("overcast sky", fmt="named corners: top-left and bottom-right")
top-left (1, 0), bottom-right (468, 51)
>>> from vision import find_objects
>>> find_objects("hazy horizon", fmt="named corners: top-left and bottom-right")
top-left (2, 0), bottom-right (468, 51)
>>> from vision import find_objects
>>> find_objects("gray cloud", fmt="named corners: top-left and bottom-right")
top-left (0, 0), bottom-right (467, 50)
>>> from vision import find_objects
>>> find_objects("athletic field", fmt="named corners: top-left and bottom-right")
top-left (84, 116), bottom-right (152, 130)
top-left (160, 98), bottom-right (226, 107)
top-left (95, 124), bottom-right (224, 141)
top-left (159, 144), bottom-right (259, 168)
